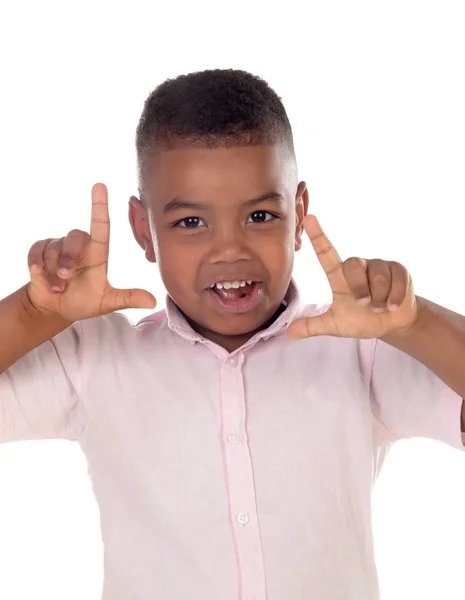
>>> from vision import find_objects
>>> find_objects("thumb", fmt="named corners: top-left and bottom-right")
top-left (287, 313), bottom-right (336, 340)
top-left (104, 287), bottom-right (157, 312)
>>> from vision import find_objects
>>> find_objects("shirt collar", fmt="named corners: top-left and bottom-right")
top-left (165, 278), bottom-right (302, 346)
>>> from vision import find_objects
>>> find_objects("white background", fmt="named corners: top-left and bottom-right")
top-left (1, 1), bottom-right (465, 598)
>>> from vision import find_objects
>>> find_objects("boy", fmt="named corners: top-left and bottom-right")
top-left (1, 69), bottom-right (465, 600)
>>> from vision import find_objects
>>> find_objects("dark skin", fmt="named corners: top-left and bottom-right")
top-left (128, 144), bottom-right (308, 352)
top-left (15, 141), bottom-right (464, 430)
top-left (128, 144), bottom-right (465, 431)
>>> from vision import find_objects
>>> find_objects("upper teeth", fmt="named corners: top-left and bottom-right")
top-left (211, 280), bottom-right (253, 290)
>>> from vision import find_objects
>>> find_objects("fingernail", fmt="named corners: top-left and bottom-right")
top-left (388, 304), bottom-right (399, 312)
top-left (51, 286), bottom-right (63, 293)
top-left (357, 296), bottom-right (371, 305)
top-left (58, 268), bottom-right (70, 277)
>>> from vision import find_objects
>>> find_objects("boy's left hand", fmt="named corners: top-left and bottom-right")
top-left (287, 215), bottom-right (420, 340)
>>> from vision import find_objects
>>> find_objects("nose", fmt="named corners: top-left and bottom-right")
top-left (208, 222), bottom-right (252, 264)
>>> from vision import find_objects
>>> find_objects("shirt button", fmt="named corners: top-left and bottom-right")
top-left (236, 511), bottom-right (250, 525)
top-left (228, 355), bottom-right (238, 367)
top-left (227, 433), bottom-right (240, 444)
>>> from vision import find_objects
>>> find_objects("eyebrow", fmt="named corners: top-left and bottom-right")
top-left (162, 191), bottom-right (285, 214)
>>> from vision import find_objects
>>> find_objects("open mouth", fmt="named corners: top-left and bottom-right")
top-left (207, 280), bottom-right (263, 314)
top-left (209, 279), bottom-right (258, 299)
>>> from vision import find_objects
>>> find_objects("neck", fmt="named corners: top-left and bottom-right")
top-left (185, 304), bottom-right (287, 353)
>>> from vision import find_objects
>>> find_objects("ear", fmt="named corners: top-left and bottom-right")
top-left (294, 182), bottom-right (309, 251)
top-left (128, 196), bottom-right (157, 263)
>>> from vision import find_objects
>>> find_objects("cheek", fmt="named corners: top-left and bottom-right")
top-left (285, 229), bottom-right (295, 259)
top-left (155, 234), bottom-right (202, 288)
top-left (279, 220), bottom-right (297, 254)
top-left (258, 227), bottom-right (295, 270)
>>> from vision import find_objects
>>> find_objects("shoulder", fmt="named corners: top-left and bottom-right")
top-left (77, 308), bottom-right (169, 347)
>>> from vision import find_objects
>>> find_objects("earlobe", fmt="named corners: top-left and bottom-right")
top-left (295, 226), bottom-right (305, 251)
top-left (294, 182), bottom-right (309, 252)
top-left (145, 245), bottom-right (157, 263)
top-left (128, 196), bottom-right (157, 263)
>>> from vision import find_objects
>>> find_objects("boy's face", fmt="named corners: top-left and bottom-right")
top-left (129, 144), bottom-right (308, 349)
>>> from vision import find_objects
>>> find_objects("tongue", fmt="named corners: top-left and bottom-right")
top-left (215, 282), bottom-right (255, 300)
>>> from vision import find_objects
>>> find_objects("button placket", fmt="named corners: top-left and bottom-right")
top-left (236, 511), bottom-right (250, 526)
top-left (228, 355), bottom-right (238, 367)
top-left (219, 351), bottom-right (267, 599)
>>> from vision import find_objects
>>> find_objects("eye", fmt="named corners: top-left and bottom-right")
top-left (175, 216), bottom-right (206, 229)
top-left (247, 211), bottom-right (277, 223)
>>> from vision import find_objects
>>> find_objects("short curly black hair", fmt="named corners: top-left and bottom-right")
top-left (136, 68), bottom-right (295, 186)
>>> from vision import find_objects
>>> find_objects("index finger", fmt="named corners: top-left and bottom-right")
top-left (90, 183), bottom-right (110, 245)
top-left (304, 214), bottom-right (343, 276)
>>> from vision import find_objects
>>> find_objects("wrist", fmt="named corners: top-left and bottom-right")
top-left (380, 296), bottom-right (427, 345)
top-left (0, 286), bottom-right (73, 374)
top-left (19, 284), bottom-right (73, 333)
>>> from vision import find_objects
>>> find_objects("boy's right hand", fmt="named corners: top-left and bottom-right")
top-left (26, 183), bottom-right (156, 323)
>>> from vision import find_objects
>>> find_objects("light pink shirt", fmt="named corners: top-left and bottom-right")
top-left (1, 282), bottom-right (464, 600)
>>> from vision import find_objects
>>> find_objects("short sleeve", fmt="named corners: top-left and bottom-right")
top-left (369, 338), bottom-right (465, 450)
top-left (0, 322), bottom-right (87, 443)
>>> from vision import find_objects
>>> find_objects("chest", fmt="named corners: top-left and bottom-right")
top-left (81, 338), bottom-right (375, 500)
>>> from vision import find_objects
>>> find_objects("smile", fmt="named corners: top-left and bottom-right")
top-left (207, 281), bottom-right (263, 314)
top-left (210, 279), bottom-right (255, 291)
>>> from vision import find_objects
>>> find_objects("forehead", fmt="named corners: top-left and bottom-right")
top-left (143, 144), bottom-right (296, 205)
